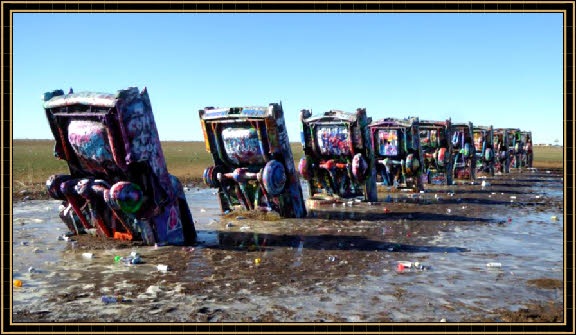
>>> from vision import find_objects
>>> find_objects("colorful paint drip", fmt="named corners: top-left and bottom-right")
top-left (43, 87), bottom-right (196, 246)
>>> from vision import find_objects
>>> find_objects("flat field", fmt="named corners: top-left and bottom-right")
top-left (12, 140), bottom-right (563, 199)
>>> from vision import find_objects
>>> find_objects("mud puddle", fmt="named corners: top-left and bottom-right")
top-left (11, 169), bottom-right (564, 322)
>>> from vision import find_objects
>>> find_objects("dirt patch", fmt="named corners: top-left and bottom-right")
top-left (222, 210), bottom-right (282, 221)
top-left (70, 234), bottom-right (145, 250)
top-left (526, 278), bottom-right (563, 290)
top-left (482, 301), bottom-right (563, 322)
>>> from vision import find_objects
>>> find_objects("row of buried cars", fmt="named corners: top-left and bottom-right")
top-left (41, 87), bottom-right (533, 246)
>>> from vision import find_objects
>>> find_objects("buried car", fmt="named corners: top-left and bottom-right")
top-left (473, 125), bottom-right (495, 176)
top-left (199, 103), bottom-right (306, 218)
top-left (506, 128), bottom-right (523, 170)
top-left (418, 119), bottom-right (453, 185)
top-left (43, 87), bottom-right (196, 245)
top-left (520, 131), bottom-right (534, 168)
top-left (493, 128), bottom-right (511, 174)
top-left (299, 109), bottom-right (377, 203)
top-left (450, 122), bottom-right (476, 182)
top-left (368, 117), bottom-right (424, 191)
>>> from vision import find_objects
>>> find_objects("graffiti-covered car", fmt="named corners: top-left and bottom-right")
top-left (369, 117), bottom-right (423, 191)
top-left (493, 128), bottom-right (511, 174)
top-left (506, 128), bottom-right (523, 170)
top-left (199, 104), bottom-right (306, 218)
top-left (450, 122), bottom-right (476, 182)
top-left (43, 87), bottom-right (196, 245)
top-left (299, 109), bottom-right (377, 202)
top-left (520, 131), bottom-right (534, 168)
top-left (418, 119), bottom-right (453, 185)
top-left (473, 125), bottom-right (495, 176)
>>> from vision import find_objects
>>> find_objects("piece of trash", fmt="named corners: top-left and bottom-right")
top-left (157, 264), bottom-right (169, 272)
top-left (396, 263), bottom-right (406, 271)
top-left (383, 208), bottom-right (390, 214)
top-left (13, 280), bottom-right (22, 287)
top-left (510, 196), bottom-right (517, 199)
top-left (236, 216), bottom-right (246, 220)
top-left (508, 218), bottom-right (512, 223)
top-left (446, 209), bottom-right (452, 214)
top-left (481, 181), bottom-right (490, 187)
top-left (33, 248), bottom-right (42, 254)
top-left (122, 255), bottom-right (141, 265)
top-left (101, 295), bottom-right (124, 304)
top-left (332, 203), bottom-right (337, 208)
top-left (20, 241), bottom-right (29, 246)
top-left (82, 252), bottom-right (94, 259)
top-left (551, 216), bottom-right (558, 221)
top-left (153, 243), bottom-right (159, 249)
top-left (254, 258), bottom-right (261, 265)
top-left (440, 318), bottom-right (447, 322)
top-left (328, 256), bottom-right (336, 262)
top-left (419, 190), bottom-right (425, 194)
top-left (114, 256), bottom-right (122, 262)
top-left (224, 210), bottom-right (230, 214)
top-left (200, 208), bottom-right (206, 213)
top-left (397, 261), bottom-right (413, 269)
top-left (225, 222), bottom-right (234, 228)
top-left (486, 262), bottom-right (502, 268)
top-left (27, 267), bottom-right (35, 273)
top-left (240, 226), bottom-right (250, 231)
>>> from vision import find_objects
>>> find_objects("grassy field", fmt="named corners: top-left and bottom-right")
top-left (12, 140), bottom-right (563, 199)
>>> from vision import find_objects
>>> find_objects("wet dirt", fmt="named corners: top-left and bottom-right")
top-left (11, 168), bottom-right (564, 322)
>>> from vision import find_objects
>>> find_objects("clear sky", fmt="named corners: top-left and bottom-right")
top-left (13, 13), bottom-right (563, 144)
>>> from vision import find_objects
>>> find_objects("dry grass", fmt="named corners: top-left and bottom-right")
top-left (532, 146), bottom-right (563, 168)
top-left (12, 140), bottom-right (563, 200)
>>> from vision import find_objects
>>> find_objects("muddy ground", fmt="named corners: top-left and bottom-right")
top-left (11, 168), bottom-right (564, 322)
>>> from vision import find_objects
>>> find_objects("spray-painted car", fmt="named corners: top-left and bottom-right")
top-left (473, 125), bottom-right (495, 176)
top-left (368, 117), bottom-right (423, 191)
top-left (506, 128), bottom-right (523, 170)
top-left (418, 119), bottom-right (453, 185)
top-left (199, 104), bottom-right (306, 218)
top-left (450, 122), bottom-right (476, 182)
top-left (299, 109), bottom-right (377, 202)
top-left (493, 128), bottom-right (511, 174)
top-left (43, 87), bottom-right (196, 245)
top-left (520, 131), bottom-right (534, 168)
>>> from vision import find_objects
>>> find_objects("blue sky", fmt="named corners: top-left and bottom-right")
top-left (13, 13), bottom-right (563, 144)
